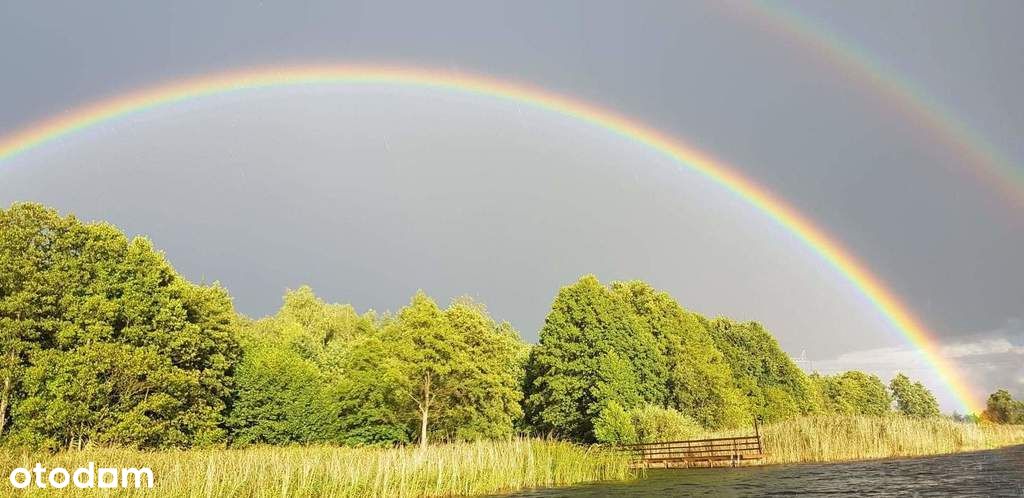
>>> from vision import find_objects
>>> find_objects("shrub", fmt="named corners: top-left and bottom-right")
top-left (630, 404), bottom-right (702, 443)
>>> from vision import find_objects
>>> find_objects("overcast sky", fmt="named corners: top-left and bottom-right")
top-left (1, 1), bottom-right (1021, 412)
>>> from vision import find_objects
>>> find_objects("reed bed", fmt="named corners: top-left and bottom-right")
top-left (703, 415), bottom-right (1024, 465)
top-left (0, 439), bottom-right (634, 497)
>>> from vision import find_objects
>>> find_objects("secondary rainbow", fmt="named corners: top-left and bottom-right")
top-left (729, 2), bottom-right (1024, 211)
top-left (0, 65), bottom-right (980, 413)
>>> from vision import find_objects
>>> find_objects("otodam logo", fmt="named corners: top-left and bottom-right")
top-left (8, 462), bottom-right (154, 490)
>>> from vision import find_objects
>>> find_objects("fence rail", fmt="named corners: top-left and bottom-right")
top-left (617, 433), bottom-right (765, 468)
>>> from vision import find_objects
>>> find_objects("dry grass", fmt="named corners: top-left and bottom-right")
top-left (0, 439), bottom-right (634, 497)
top-left (4, 417), bottom-right (1021, 496)
top-left (705, 415), bottom-right (1024, 464)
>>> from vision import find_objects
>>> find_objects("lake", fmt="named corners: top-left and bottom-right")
top-left (499, 445), bottom-right (1024, 497)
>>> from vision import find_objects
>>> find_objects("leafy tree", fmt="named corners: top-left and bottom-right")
top-left (436, 298), bottom-right (526, 441)
top-left (383, 292), bottom-right (462, 448)
top-left (629, 404), bottom-right (702, 443)
top-left (227, 287), bottom-right (377, 445)
top-left (273, 286), bottom-right (375, 371)
top-left (982, 389), bottom-right (1024, 424)
top-left (352, 292), bottom-right (525, 447)
top-left (524, 276), bottom-right (666, 441)
top-left (811, 371), bottom-right (891, 416)
top-left (0, 203), bottom-right (240, 449)
top-left (592, 400), bottom-right (636, 444)
top-left (335, 334), bottom-right (412, 445)
top-left (227, 342), bottom-right (339, 445)
top-left (707, 318), bottom-right (813, 422)
top-left (889, 373), bottom-right (940, 418)
top-left (612, 281), bottom-right (748, 429)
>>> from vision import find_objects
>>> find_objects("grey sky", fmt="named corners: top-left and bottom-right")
top-left (1, 1), bottom-right (1021, 411)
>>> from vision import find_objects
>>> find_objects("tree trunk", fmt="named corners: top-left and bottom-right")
top-left (419, 403), bottom-right (429, 449)
top-left (419, 373), bottom-right (431, 449)
top-left (0, 372), bottom-right (9, 437)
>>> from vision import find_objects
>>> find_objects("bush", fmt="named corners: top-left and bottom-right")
top-left (593, 401), bottom-right (636, 444)
top-left (630, 404), bottom-right (702, 443)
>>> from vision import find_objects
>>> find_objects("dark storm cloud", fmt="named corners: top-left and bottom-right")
top-left (1, 1), bottom-right (1021, 410)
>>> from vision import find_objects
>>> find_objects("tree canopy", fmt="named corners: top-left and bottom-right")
top-left (0, 203), bottom-right (239, 449)
top-left (706, 318), bottom-right (814, 422)
top-left (1, 203), bottom-right (960, 450)
top-left (982, 389), bottom-right (1024, 424)
top-left (810, 371), bottom-right (891, 416)
top-left (889, 373), bottom-right (940, 418)
top-left (524, 276), bottom-right (666, 441)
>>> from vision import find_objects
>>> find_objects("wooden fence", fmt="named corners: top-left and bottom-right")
top-left (617, 431), bottom-right (765, 468)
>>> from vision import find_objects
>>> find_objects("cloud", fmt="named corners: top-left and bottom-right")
top-left (805, 319), bottom-right (1024, 413)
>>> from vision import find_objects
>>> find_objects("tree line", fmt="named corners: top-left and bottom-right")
top-left (0, 203), bottom-right (987, 451)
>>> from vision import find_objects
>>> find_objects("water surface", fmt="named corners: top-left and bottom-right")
top-left (503, 445), bottom-right (1024, 497)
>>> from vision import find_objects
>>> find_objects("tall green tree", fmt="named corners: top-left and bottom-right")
top-left (707, 318), bottom-right (813, 422)
top-left (353, 292), bottom-right (526, 447)
top-left (385, 292), bottom-right (461, 448)
top-left (612, 281), bottom-right (748, 429)
top-left (227, 287), bottom-right (376, 445)
top-left (889, 373), bottom-right (940, 418)
top-left (811, 371), bottom-right (891, 416)
top-left (0, 203), bottom-right (240, 449)
top-left (524, 276), bottom-right (666, 441)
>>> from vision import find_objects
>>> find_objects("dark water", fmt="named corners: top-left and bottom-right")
top-left (503, 445), bottom-right (1024, 497)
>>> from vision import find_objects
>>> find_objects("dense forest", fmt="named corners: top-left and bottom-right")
top-left (0, 203), bottom-right (1001, 451)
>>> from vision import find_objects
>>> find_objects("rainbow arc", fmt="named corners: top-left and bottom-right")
top-left (0, 65), bottom-right (980, 413)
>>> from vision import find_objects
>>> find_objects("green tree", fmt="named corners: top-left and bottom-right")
top-left (592, 400), bottom-right (636, 445)
top-left (524, 276), bottom-right (666, 441)
top-left (335, 333), bottom-right (412, 445)
top-left (812, 371), bottom-right (891, 416)
top-left (436, 298), bottom-right (526, 441)
top-left (361, 292), bottom-right (525, 447)
top-left (707, 318), bottom-right (813, 422)
top-left (982, 389), bottom-right (1024, 424)
top-left (629, 404), bottom-right (702, 443)
top-left (889, 373), bottom-right (940, 418)
top-left (227, 342), bottom-right (339, 445)
top-left (0, 203), bottom-right (240, 449)
top-left (612, 281), bottom-right (748, 429)
top-left (385, 292), bottom-right (461, 448)
top-left (227, 287), bottom-right (378, 445)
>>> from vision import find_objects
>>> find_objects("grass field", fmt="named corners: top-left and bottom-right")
top-left (707, 415), bottom-right (1024, 464)
top-left (3, 417), bottom-right (1021, 496)
top-left (0, 439), bottom-right (633, 497)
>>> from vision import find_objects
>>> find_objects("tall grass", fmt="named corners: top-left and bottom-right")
top-left (0, 439), bottom-right (633, 497)
top-left (3, 418), bottom-right (1021, 496)
top-left (704, 415), bottom-right (1024, 465)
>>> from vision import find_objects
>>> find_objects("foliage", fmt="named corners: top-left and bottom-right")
top-left (0, 203), bottom-right (239, 450)
top-left (810, 371), bottom-right (891, 416)
top-left (228, 287), bottom-right (376, 446)
top-left (889, 373), bottom-right (940, 418)
top-left (6, 203), bottom-right (986, 456)
top-left (982, 389), bottom-right (1024, 424)
top-left (524, 276), bottom-right (666, 441)
top-left (612, 281), bottom-right (748, 429)
top-left (341, 293), bottom-right (527, 447)
top-left (706, 318), bottom-right (814, 422)
top-left (227, 341), bottom-right (340, 445)
top-left (230, 289), bottom-right (527, 448)
top-left (629, 404), bottom-right (703, 443)
top-left (592, 400), bottom-right (636, 444)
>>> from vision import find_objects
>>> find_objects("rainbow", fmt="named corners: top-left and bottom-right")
top-left (0, 65), bottom-right (980, 413)
top-left (727, 2), bottom-right (1024, 211)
